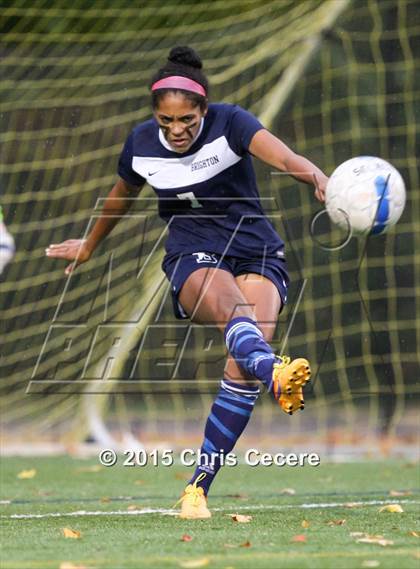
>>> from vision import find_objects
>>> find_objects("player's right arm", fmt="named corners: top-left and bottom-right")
top-left (46, 177), bottom-right (143, 275)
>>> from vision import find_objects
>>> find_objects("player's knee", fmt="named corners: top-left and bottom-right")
top-left (215, 293), bottom-right (253, 323)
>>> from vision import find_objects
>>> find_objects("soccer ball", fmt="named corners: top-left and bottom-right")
top-left (325, 156), bottom-right (406, 236)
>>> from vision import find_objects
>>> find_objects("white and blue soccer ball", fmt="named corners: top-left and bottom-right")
top-left (325, 156), bottom-right (406, 236)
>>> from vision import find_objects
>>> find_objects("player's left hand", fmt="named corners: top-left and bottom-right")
top-left (314, 175), bottom-right (328, 203)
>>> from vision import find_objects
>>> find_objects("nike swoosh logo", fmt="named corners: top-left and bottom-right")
top-left (148, 171), bottom-right (159, 176)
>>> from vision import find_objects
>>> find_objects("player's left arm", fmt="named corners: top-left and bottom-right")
top-left (249, 129), bottom-right (328, 203)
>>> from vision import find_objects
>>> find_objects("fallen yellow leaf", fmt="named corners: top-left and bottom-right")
top-left (17, 469), bottom-right (36, 479)
top-left (280, 488), bottom-right (296, 495)
top-left (62, 527), bottom-right (82, 539)
top-left (59, 563), bottom-right (88, 569)
top-left (327, 519), bottom-right (346, 526)
top-left (389, 489), bottom-right (412, 497)
top-left (353, 533), bottom-right (393, 547)
top-left (361, 561), bottom-right (380, 568)
top-left (301, 520), bottom-right (310, 529)
top-left (228, 514), bottom-right (252, 523)
top-left (357, 537), bottom-right (393, 546)
top-left (344, 502), bottom-right (361, 508)
top-left (409, 531), bottom-right (419, 538)
top-left (352, 532), bottom-right (383, 539)
top-left (127, 504), bottom-right (140, 511)
top-left (179, 558), bottom-right (210, 568)
top-left (379, 504), bottom-right (404, 513)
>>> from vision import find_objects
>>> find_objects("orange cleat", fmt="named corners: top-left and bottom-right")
top-left (176, 473), bottom-right (211, 519)
top-left (272, 356), bottom-right (311, 415)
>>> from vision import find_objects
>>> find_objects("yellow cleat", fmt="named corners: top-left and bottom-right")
top-left (272, 356), bottom-right (311, 415)
top-left (176, 473), bottom-right (211, 519)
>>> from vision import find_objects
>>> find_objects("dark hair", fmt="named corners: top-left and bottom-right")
top-left (150, 46), bottom-right (209, 111)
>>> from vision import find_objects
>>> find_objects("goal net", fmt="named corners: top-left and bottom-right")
top-left (1, 0), bottom-right (418, 449)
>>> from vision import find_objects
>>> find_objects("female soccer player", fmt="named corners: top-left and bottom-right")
top-left (46, 46), bottom-right (328, 519)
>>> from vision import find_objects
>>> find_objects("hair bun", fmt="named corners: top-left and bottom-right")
top-left (168, 46), bottom-right (203, 69)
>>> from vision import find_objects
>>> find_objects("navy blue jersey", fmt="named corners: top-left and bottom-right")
top-left (118, 103), bottom-right (285, 259)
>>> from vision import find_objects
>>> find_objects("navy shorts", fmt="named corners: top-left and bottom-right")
top-left (162, 251), bottom-right (290, 320)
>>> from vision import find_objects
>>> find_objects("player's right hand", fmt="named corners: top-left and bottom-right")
top-left (45, 239), bottom-right (92, 275)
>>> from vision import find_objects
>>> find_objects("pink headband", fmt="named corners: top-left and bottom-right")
top-left (151, 75), bottom-right (206, 97)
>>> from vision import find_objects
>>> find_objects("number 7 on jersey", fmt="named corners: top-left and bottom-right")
top-left (176, 191), bottom-right (202, 208)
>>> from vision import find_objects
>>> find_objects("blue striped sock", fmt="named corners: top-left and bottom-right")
top-left (224, 316), bottom-right (276, 389)
top-left (189, 379), bottom-right (259, 495)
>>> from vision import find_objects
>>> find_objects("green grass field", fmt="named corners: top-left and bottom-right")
top-left (1, 457), bottom-right (419, 568)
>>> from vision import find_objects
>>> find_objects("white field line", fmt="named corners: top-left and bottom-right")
top-left (1, 498), bottom-right (418, 519)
